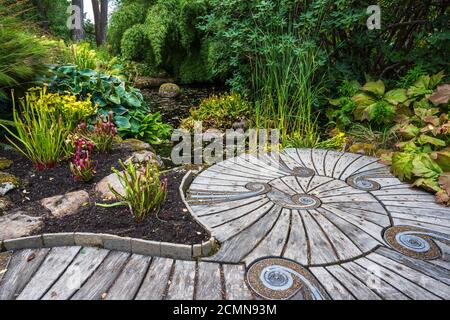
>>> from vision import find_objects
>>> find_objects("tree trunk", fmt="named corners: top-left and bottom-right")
top-left (92, 0), bottom-right (108, 46)
top-left (71, 0), bottom-right (85, 41)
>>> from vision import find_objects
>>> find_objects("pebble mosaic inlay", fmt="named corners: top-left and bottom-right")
top-left (246, 258), bottom-right (328, 300)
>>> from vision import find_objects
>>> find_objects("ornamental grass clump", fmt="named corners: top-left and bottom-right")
top-left (0, 88), bottom-right (80, 170)
top-left (70, 137), bottom-right (96, 182)
top-left (98, 160), bottom-right (167, 222)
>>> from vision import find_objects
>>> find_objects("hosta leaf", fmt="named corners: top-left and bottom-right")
top-left (429, 84), bottom-right (450, 106)
top-left (363, 80), bottom-right (385, 96)
top-left (391, 152), bottom-right (414, 181)
top-left (412, 178), bottom-right (441, 193)
top-left (398, 124), bottom-right (419, 139)
top-left (108, 93), bottom-right (121, 105)
top-left (431, 151), bottom-right (450, 172)
top-left (114, 115), bottom-right (131, 130)
top-left (417, 134), bottom-right (446, 147)
top-left (411, 154), bottom-right (443, 179)
top-left (384, 89), bottom-right (408, 105)
top-left (413, 75), bottom-right (431, 90)
top-left (429, 71), bottom-right (445, 89)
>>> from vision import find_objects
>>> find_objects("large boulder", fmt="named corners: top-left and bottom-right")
top-left (0, 212), bottom-right (42, 240)
top-left (40, 190), bottom-right (90, 218)
top-left (158, 83), bottom-right (181, 98)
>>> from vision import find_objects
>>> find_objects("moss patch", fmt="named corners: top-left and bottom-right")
top-left (0, 158), bottom-right (13, 170)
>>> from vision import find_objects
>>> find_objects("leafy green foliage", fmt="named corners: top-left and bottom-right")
top-left (181, 92), bottom-right (253, 131)
top-left (0, 18), bottom-right (48, 100)
top-left (120, 25), bottom-right (150, 62)
top-left (0, 87), bottom-right (77, 170)
top-left (384, 82), bottom-right (450, 205)
top-left (45, 65), bottom-right (171, 144)
top-left (97, 160), bottom-right (168, 223)
top-left (109, 0), bottom-right (211, 83)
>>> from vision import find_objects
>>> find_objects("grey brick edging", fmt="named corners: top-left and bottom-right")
top-left (179, 170), bottom-right (214, 235)
top-left (0, 170), bottom-right (218, 260)
top-left (0, 233), bottom-right (216, 261)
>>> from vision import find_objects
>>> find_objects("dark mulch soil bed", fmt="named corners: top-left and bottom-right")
top-left (0, 148), bottom-right (130, 203)
top-left (32, 170), bottom-right (209, 244)
top-left (0, 148), bottom-right (209, 244)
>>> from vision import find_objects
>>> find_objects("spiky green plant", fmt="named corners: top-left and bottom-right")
top-left (97, 160), bottom-right (168, 222)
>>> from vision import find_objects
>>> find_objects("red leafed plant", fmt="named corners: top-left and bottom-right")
top-left (77, 111), bottom-right (118, 153)
top-left (70, 137), bottom-right (96, 182)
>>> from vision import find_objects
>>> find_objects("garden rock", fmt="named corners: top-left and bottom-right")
top-left (134, 76), bottom-right (175, 89)
top-left (158, 83), bottom-right (181, 98)
top-left (0, 172), bottom-right (19, 196)
top-left (40, 190), bottom-right (89, 218)
top-left (128, 150), bottom-right (164, 168)
top-left (0, 212), bottom-right (42, 240)
top-left (95, 172), bottom-right (126, 199)
top-left (0, 158), bottom-right (13, 170)
top-left (0, 197), bottom-right (13, 212)
top-left (117, 139), bottom-right (153, 152)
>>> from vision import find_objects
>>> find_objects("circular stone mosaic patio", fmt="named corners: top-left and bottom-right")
top-left (186, 148), bottom-right (450, 267)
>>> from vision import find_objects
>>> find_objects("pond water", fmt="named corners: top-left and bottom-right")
top-left (142, 85), bottom-right (225, 169)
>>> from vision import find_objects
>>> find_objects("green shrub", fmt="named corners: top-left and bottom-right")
top-left (121, 25), bottom-right (149, 62)
top-left (97, 160), bottom-right (168, 222)
top-left (181, 92), bottom-right (253, 131)
top-left (108, 2), bottom-right (149, 54)
top-left (109, 0), bottom-right (212, 83)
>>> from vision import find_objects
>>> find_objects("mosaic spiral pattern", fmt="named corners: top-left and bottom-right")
top-left (187, 148), bottom-right (450, 265)
top-left (384, 226), bottom-right (450, 260)
top-left (246, 258), bottom-right (328, 300)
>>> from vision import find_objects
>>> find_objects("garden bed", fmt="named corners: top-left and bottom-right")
top-left (0, 147), bottom-right (209, 245)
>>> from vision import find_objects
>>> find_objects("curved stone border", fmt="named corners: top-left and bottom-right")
top-left (179, 170), bottom-right (214, 235)
top-left (0, 233), bottom-right (216, 261)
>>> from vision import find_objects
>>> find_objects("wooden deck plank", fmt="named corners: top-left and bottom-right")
top-left (208, 205), bottom-right (282, 263)
top-left (105, 254), bottom-right (151, 300)
top-left (18, 247), bottom-right (81, 300)
top-left (341, 261), bottom-right (409, 300)
top-left (368, 253), bottom-right (450, 299)
top-left (166, 260), bottom-right (196, 300)
top-left (309, 267), bottom-right (354, 300)
top-left (0, 248), bottom-right (50, 300)
top-left (41, 247), bottom-right (109, 300)
top-left (71, 251), bottom-right (130, 300)
top-left (244, 209), bottom-right (290, 264)
top-left (355, 258), bottom-right (440, 300)
top-left (196, 262), bottom-right (222, 300)
top-left (222, 264), bottom-right (253, 300)
top-left (283, 210), bottom-right (309, 265)
top-left (135, 257), bottom-right (173, 300)
top-left (325, 265), bottom-right (381, 300)
top-left (300, 210), bottom-right (338, 265)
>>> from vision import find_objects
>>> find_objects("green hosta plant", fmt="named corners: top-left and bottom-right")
top-left (352, 80), bottom-right (408, 125)
top-left (97, 160), bottom-right (168, 222)
top-left (45, 65), bottom-right (171, 143)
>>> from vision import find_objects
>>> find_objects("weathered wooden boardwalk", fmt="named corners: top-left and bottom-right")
top-left (1, 149), bottom-right (449, 300)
